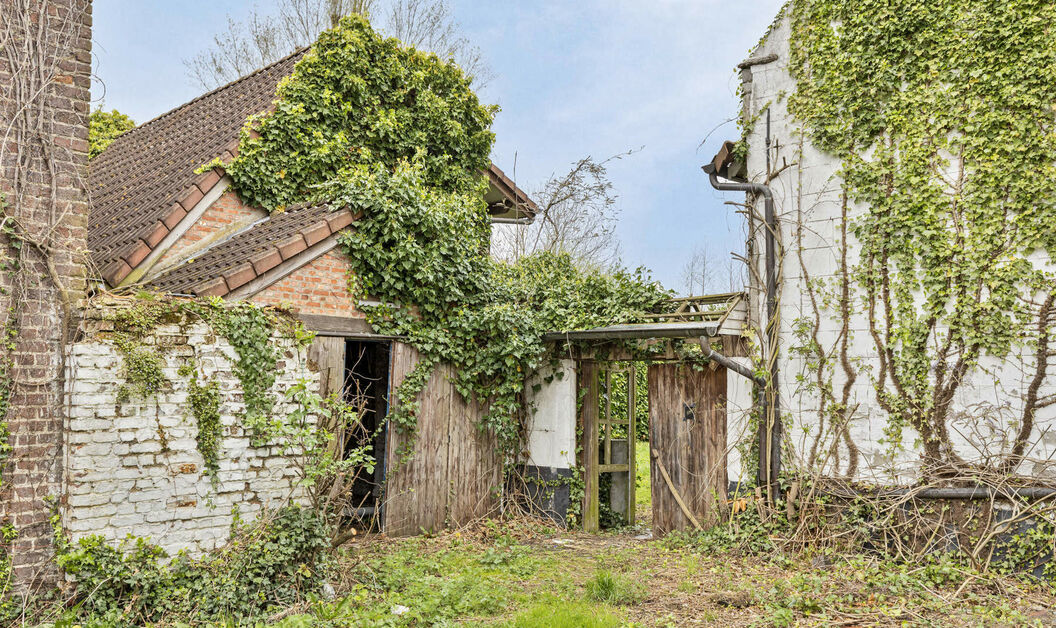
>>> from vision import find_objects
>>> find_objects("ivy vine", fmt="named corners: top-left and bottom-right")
top-left (786, 0), bottom-right (1056, 473)
top-left (224, 16), bottom-right (671, 454)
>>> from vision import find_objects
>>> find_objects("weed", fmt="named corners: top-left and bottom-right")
top-left (584, 569), bottom-right (644, 606)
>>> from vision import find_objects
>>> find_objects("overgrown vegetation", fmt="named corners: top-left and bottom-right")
top-left (786, 0), bottom-right (1056, 475)
top-left (224, 15), bottom-right (670, 454)
top-left (180, 362), bottom-right (223, 480)
top-left (53, 505), bottom-right (331, 625)
top-left (88, 107), bottom-right (135, 158)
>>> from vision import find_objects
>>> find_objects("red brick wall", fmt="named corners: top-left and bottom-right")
top-left (251, 250), bottom-right (364, 318)
top-left (0, 0), bottom-right (92, 587)
top-left (152, 188), bottom-right (266, 275)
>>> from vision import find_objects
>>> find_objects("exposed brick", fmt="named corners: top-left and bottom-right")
top-left (251, 250), bottom-right (362, 318)
top-left (1, 0), bottom-right (92, 589)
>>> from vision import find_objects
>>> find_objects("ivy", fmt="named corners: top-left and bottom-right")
top-left (206, 301), bottom-right (280, 443)
top-left (225, 14), bottom-right (494, 213)
top-left (54, 505), bottom-right (331, 625)
top-left (786, 0), bottom-right (1056, 469)
top-left (180, 362), bottom-right (223, 480)
top-left (88, 107), bottom-right (135, 159)
top-left (114, 336), bottom-right (166, 404)
top-left (225, 16), bottom-right (671, 455)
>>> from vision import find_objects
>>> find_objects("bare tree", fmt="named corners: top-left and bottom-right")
top-left (184, 0), bottom-right (490, 90)
top-left (679, 245), bottom-right (743, 295)
top-left (493, 152), bottom-right (634, 270)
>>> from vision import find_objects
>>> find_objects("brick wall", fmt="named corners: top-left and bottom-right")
top-left (0, 0), bottom-right (92, 586)
top-left (251, 250), bottom-right (363, 318)
top-left (152, 188), bottom-right (266, 277)
top-left (64, 304), bottom-right (316, 557)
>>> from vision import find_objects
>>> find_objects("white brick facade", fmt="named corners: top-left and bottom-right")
top-left (63, 310), bottom-right (317, 557)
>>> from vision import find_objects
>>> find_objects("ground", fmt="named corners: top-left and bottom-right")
top-left (265, 442), bottom-right (1056, 627)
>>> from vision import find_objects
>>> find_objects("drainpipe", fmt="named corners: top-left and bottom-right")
top-left (702, 160), bottom-right (782, 496)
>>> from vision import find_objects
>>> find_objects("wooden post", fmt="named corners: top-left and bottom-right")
top-left (626, 366), bottom-right (637, 524)
top-left (580, 361), bottom-right (600, 533)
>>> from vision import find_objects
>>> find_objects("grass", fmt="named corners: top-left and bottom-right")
top-left (635, 440), bottom-right (650, 525)
top-left (255, 516), bottom-right (1056, 627)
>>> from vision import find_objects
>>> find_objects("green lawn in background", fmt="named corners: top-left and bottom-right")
top-left (635, 441), bottom-right (650, 526)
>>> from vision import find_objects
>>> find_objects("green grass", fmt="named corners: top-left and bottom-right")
top-left (584, 569), bottom-right (645, 605)
top-left (635, 440), bottom-right (650, 523)
top-left (507, 597), bottom-right (626, 628)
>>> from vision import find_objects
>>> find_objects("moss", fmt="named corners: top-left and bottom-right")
top-left (114, 336), bottom-right (166, 403)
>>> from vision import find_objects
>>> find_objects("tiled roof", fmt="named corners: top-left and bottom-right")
top-left (148, 203), bottom-right (356, 297)
top-left (88, 49), bottom-right (308, 286)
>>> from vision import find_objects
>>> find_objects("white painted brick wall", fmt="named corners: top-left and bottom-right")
top-left (732, 14), bottom-right (1056, 484)
top-left (63, 314), bottom-right (318, 557)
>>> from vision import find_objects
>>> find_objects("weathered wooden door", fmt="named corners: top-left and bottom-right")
top-left (383, 342), bottom-right (502, 536)
top-left (648, 363), bottom-right (727, 535)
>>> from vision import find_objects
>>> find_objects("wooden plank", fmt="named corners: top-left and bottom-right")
top-left (298, 313), bottom-right (379, 337)
top-left (648, 362), bottom-right (728, 535)
top-left (307, 336), bottom-right (345, 399)
top-left (579, 361), bottom-right (600, 533)
top-left (382, 343), bottom-right (501, 536)
top-left (598, 464), bottom-right (629, 473)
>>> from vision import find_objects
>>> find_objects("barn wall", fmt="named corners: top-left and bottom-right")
top-left (383, 343), bottom-right (502, 535)
top-left (63, 306), bottom-right (315, 557)
top-left (741, 15), bottom-right (1056, 483)
top-left (250, 250), bottom-right (362, 318)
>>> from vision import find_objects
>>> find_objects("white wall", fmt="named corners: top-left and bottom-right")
top-left (64, 315), bottom-right (316, 557)
top-left (739, 15), bottom-right (1056, 483)
top-left (525, 359), bottom-right (577, 470)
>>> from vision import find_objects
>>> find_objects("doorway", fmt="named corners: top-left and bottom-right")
top-left (343, 340), bottom-right (391, 527)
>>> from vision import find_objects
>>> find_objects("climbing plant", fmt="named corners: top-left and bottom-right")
top-left (88, 107), bottom-right (135, 159)
top-left (225, 16), bottom-right (671, 453)
top-left (786, 0), bottom-right (1056, 473)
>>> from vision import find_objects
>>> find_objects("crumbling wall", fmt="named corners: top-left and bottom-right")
top-left (63, 305), bottom-right (317, 557)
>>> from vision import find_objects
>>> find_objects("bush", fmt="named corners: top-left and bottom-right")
top-left (56, 505), bottom-right (331, 625)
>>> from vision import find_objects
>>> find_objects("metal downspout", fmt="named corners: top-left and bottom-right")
top-left (702, 163), bottom-right (782, 495)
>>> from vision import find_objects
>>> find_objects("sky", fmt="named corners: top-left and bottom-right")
top-left (91, 0), bottom-right (786, 292)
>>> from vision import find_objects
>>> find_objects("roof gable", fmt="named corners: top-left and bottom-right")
top-left (88, 50), bottom-right (307, 285)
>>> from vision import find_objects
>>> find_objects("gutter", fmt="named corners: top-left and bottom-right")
top-left (703, 145), bottom-right (782, 495)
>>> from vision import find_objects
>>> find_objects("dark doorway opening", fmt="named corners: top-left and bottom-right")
top-left (344, 340), bottom-right (391, 529)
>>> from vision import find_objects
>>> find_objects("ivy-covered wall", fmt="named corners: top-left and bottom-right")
top-left (62, 301), bottom-right (317, 557)
top-left (740, 7), bottom-right (1056, 484)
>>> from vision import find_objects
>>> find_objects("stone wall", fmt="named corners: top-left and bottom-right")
top-left (737, 13), bottom-right (1056, 483)
top-left (63, 305), bottom-right (318, 557)
top-left (0, 0), bottom-right (92, 585)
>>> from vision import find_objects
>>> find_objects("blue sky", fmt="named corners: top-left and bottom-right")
top-left (91, 0), bottom-right (786, 291)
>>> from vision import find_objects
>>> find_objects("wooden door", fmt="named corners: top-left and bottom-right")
top-left (383, 342), bottom-right (502, 535)
top-left (648, 363), bottom-right (727, 535)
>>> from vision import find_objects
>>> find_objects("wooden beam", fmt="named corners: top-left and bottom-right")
top-left (297, 314), bottom-right (383, 337)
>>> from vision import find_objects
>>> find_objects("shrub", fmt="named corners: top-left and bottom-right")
top-left (56, 505), bottom-right (330, 625)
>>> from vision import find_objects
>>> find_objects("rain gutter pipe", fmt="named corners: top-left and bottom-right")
top-left (702, 160), bottom-right (782, 495)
